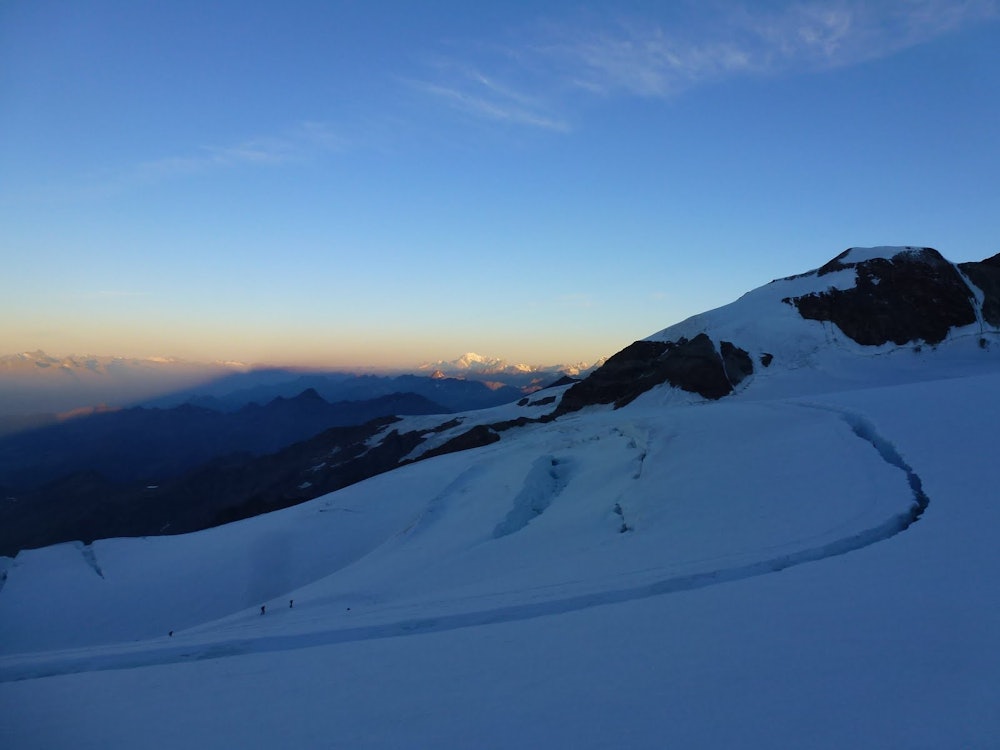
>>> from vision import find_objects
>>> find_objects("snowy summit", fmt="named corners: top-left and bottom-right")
top-left (420, 352), bottom-right (596, 379)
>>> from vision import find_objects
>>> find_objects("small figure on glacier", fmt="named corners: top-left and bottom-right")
top-left (289, 599), bottom-right (294, 609)
top-left (260, 605), bottom-right (266, 616)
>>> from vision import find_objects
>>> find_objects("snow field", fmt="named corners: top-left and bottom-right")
top-left (1, 397), bottom-right (918, 665)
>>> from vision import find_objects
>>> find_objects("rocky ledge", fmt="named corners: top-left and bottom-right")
top-left (554, 333), bottom-right (752, 415)
top-left (784, 247), bottom-right (987, 346)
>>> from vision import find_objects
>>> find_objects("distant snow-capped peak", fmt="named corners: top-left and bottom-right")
top-left (455, 352), bottom-right (506, 370)
top-left (419, 352), bottom-right (599, 377)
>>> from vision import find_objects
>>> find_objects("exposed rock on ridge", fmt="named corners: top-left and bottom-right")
top-left (557, 246), bottom-right (1000, 419)
top-left (960, 252), bottom-right (1000, 327)
top-left (555, 334), bottom-right (752, 415)
top-left (784, 247), bottom-right (977, 346)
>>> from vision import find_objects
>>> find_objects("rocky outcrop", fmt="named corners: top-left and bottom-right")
top-left (554, 334), bottom-right (752, 415)
top-left (784, 248), bottom-right (977, 346)
top-left (418, 424), bottom-right (500, 460)
top-left (721, 341), bottom-right (754, 383)
top-left (960, 253), bottom-right (1000, 328)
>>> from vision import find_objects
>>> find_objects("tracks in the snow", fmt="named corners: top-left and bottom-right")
top-left (0, 404), bottom-right (930, 684)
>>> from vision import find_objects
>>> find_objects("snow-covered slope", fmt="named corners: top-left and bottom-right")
top-left (1, 247), bottom-right (998, 748)
top-left (550, 246), bottom-right (999, 411)
top-left (647, 245), bottom-right (996, 373)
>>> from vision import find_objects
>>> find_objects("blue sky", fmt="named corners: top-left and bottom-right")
top-left (2, 1), bottom-right (998, 368)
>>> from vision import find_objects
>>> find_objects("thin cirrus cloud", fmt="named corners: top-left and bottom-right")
top-left (405, 62), bottom-right (570, 132)
top-left (20, 121), bottom-right (347, 205)
top-left (726, 0), bottom-right (999, 72)
top-left (136, 121), bottom-right (346, 181)
top-left (414, 1), bottom-right (998, 125)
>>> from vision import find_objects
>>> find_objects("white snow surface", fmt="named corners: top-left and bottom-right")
top-left (2, 264), bottom-right (999, 746)
top-left (839, 244), bottom-right (927, 265)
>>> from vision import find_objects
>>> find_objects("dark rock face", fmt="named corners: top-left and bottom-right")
top-left (527, 395), bottom-right (557, 407)
top-left (557, 340), bottom-right (668, 413)
top-left (541, 375), bottom-right (580, 389)
top-left (555, 334), bottom-right (752, 415)
top-left (418, 424), bottom-right (500, 460)
top-left (785, 248), bottom-right (977, 346)
top-left (720, 341), bottom-right (754, 385)
top-left (960, 253), bottom-right (1000, 327)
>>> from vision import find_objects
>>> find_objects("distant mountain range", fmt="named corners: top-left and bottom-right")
top-left (0, 350), bottom-right (598, 421)
top-left (417, 352), bottom-right (601, 381)
top-left (0, 388), bottom-right (449, 489)
top-left (141, 370), bottom-right (530, 413)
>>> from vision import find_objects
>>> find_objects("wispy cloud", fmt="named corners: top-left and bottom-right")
top-left (137, 121), bottom-right (347, 180)
top-left (539, 21), bottom-right (757, 98)
top-left (413, 1), bottom-right (998, 125)
top-left (734, 0), bottom-right (999, 72)
top-left (541, 0), bottom-right (999, 96)
top-left (5, 121), bottom-right (351, 204)
top-left (405, 60), bottom-right (569, 132)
